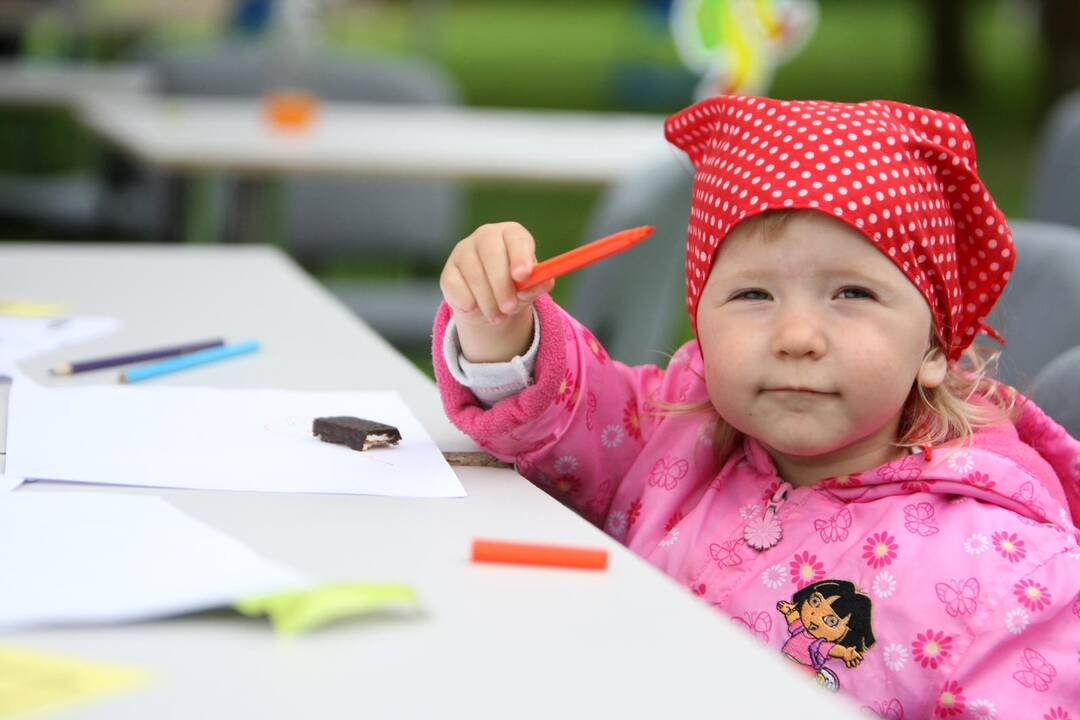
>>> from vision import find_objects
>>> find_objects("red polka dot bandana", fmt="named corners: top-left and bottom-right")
top-left (664, 95), bottom-right (1014, 361)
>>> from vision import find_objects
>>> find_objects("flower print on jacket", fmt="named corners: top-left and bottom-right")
top-left (935, 577), bottom-right (979, 617)
top-left (963, 533), bottom-right (990, 555)
top-left (581, 327), bottom-right (607, 363)
top-left (946, 451), bottom-right (975, 474)
top-left (622, 398), bottom-right (642, 441)
top-left (1004, 606), bottom-right (1031, 635)
top-left (872, 571), bottom-right (897, 599)
top-left (881, 642), bottom-right (909, 672)
top-left (911, 628), bottom-right (954, 670)
top-left (903, 503), bottom-right (940, 536)
top-left (1013, 647), bottom-right (1056, 692)
top-left (934, 680), bottom-right (966, 717)
top-left (789, 551), bottom-right (825, 589)
top-left (626, 497), bottom-right (643, 531)
top-left (967, 698), bottom-right (998, 719)
top-left (599, 423), bottom-right (625, 449)
top-left (585, 391), bottom-right (597, 430)
top-left (663, 510), bottom-right (684, 534)
top-left (775, 579), bottom-right (874, 693)
top-left (1014, 579), bottom-right (1052, 613)
top-left (554, 369), bottom-right (575, 406)
top-left (963, 470), bottom-right (996, 490)
top-left (819, 472), bottom-right (863, 490)
top-left (992, 530), bottom-right (1027, 563)
top-left (761, 563), bottom-right (786, 590)
top-left (862, 531), bottom-right (899, 568)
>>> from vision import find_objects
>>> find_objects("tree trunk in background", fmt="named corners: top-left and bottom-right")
top-left (1041, 0), bottom-right (1080, 102)
top-left (926, 0), bottom-right (971, 99)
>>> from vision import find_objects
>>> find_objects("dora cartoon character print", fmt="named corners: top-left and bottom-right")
top-left (776, 579), bottom-right (874, 692)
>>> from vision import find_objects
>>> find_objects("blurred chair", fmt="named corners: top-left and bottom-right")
top-left (984, 218), bottom-right (1080, 423)
top-left (1028, 90), bottom-right (1080, 230)
top-left (567, 153), bottom-right (692, 366)
top-left (1031, 345), bottom-right (1080, 439)
top-left (150, 44), bottom-right (464, 349)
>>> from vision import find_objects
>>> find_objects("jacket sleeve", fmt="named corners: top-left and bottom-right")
top-left (937, 548), bottom-right (1080, 716)
top-left (432, 294), bottom-right (670, 524)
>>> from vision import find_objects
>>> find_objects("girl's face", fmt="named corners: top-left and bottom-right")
top-left (696, 211), bottom-right (946, 482)
top-left (800, 592), bottom-right (850, 642)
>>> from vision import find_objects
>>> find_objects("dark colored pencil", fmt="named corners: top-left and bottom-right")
top-left (49, 338), bottom-right (226, 375)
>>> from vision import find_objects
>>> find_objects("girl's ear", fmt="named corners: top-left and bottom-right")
top-left (917, 347), bottom-right (947, 390)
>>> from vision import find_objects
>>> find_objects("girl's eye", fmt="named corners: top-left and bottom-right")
top-left (837, 287), bottom-right (875, 300)
top-left (809, 595), bottom-right (820, 607)
top-left (824, 615), bottom-right (839, 627)
top-left (733, 289), bottom-right (771, 301)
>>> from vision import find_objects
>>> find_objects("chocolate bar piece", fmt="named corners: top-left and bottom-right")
top-left (313, 416), bottom-right (401, 451)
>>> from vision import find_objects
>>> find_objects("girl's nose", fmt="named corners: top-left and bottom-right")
top-left (770, 311), bottom-right (828, 359)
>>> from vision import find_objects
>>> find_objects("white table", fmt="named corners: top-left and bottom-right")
top-left (79, 94), bottom-right (675, 243)
top-left (79, 95), bottom-right (671, 184)
top-left (0, 244), bottom-right (860, 719)
top-left (0, 61), bottom-right (151, 108)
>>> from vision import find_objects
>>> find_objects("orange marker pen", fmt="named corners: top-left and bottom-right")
top-left (514, 225), bottom-right (655, 292)
top-left (471, 538), bottom-right (608, 570)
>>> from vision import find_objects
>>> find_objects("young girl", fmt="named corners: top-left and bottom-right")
top-left (433, 96), bottom-right (1080, 717)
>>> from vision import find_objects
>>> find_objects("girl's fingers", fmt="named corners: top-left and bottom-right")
top-left (516, 278), bottom-right (554, 305)
top-left (503, 223), bottom-right (538, 283)
top-left (439, 262), bottom-right (477, 315)
top-left (476, 230), bottom-right (520, 316)
top-left (457, 245), bottom-right (503, 323)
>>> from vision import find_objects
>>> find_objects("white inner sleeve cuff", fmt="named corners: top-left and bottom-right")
top-left (443, 307), bottom-right (540, 407)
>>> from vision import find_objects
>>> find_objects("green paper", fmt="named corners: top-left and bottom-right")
top-left (234, 582), bottom-right (419, 635)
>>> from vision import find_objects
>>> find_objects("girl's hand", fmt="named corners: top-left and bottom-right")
top-left (776, 601), bottom-right (795, 615)
top-left (440, 222), bottom-right (555, 363)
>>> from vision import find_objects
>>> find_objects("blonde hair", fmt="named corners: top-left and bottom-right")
top-left (653, 209), bottom-right (1022, 467)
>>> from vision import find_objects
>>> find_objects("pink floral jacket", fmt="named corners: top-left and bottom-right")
top-left (433, 296), bottom-right (1080, 718)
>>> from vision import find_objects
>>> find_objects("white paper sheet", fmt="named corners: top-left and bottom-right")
top-left (0, 473), bottom-right (23, 491)
top-left (0, 315), bottom-right (120, 363)
top-left (5, 380), bottom-right (465, 498)
top-left (0, 492), bottom-right (305, 631)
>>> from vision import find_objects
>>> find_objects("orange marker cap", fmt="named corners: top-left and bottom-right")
top-left (471, 538), bottom-right (608, 570)
top-left (514, 225), bottom-right (655, 292)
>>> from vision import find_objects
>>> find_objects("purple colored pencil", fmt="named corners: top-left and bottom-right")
top-left (49, 338), bottom-right (226, 375)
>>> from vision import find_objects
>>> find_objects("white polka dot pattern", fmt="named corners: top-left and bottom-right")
top-left (664, 95), bottom-right (1014, 361)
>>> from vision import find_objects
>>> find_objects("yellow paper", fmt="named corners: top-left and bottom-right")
top-left (235, 582), bottom-right (419, 635)
top-left (0, 301), bottom-right (68, 318)
top-left (0, 646), bottom-right (148, 718)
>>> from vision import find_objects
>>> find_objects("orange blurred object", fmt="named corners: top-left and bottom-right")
top-left (471, 538), bottom-right (608, 570)
top-left (264, 91), bottom-right (319, 130)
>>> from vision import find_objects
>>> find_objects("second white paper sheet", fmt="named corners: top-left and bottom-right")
top-left (6, 381), bottom-right (465, 497)
top-left (0, 492), bottom-right (305, 631)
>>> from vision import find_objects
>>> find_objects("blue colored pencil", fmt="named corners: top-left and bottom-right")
top-left (120, 340), bottom-right (260, 383)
